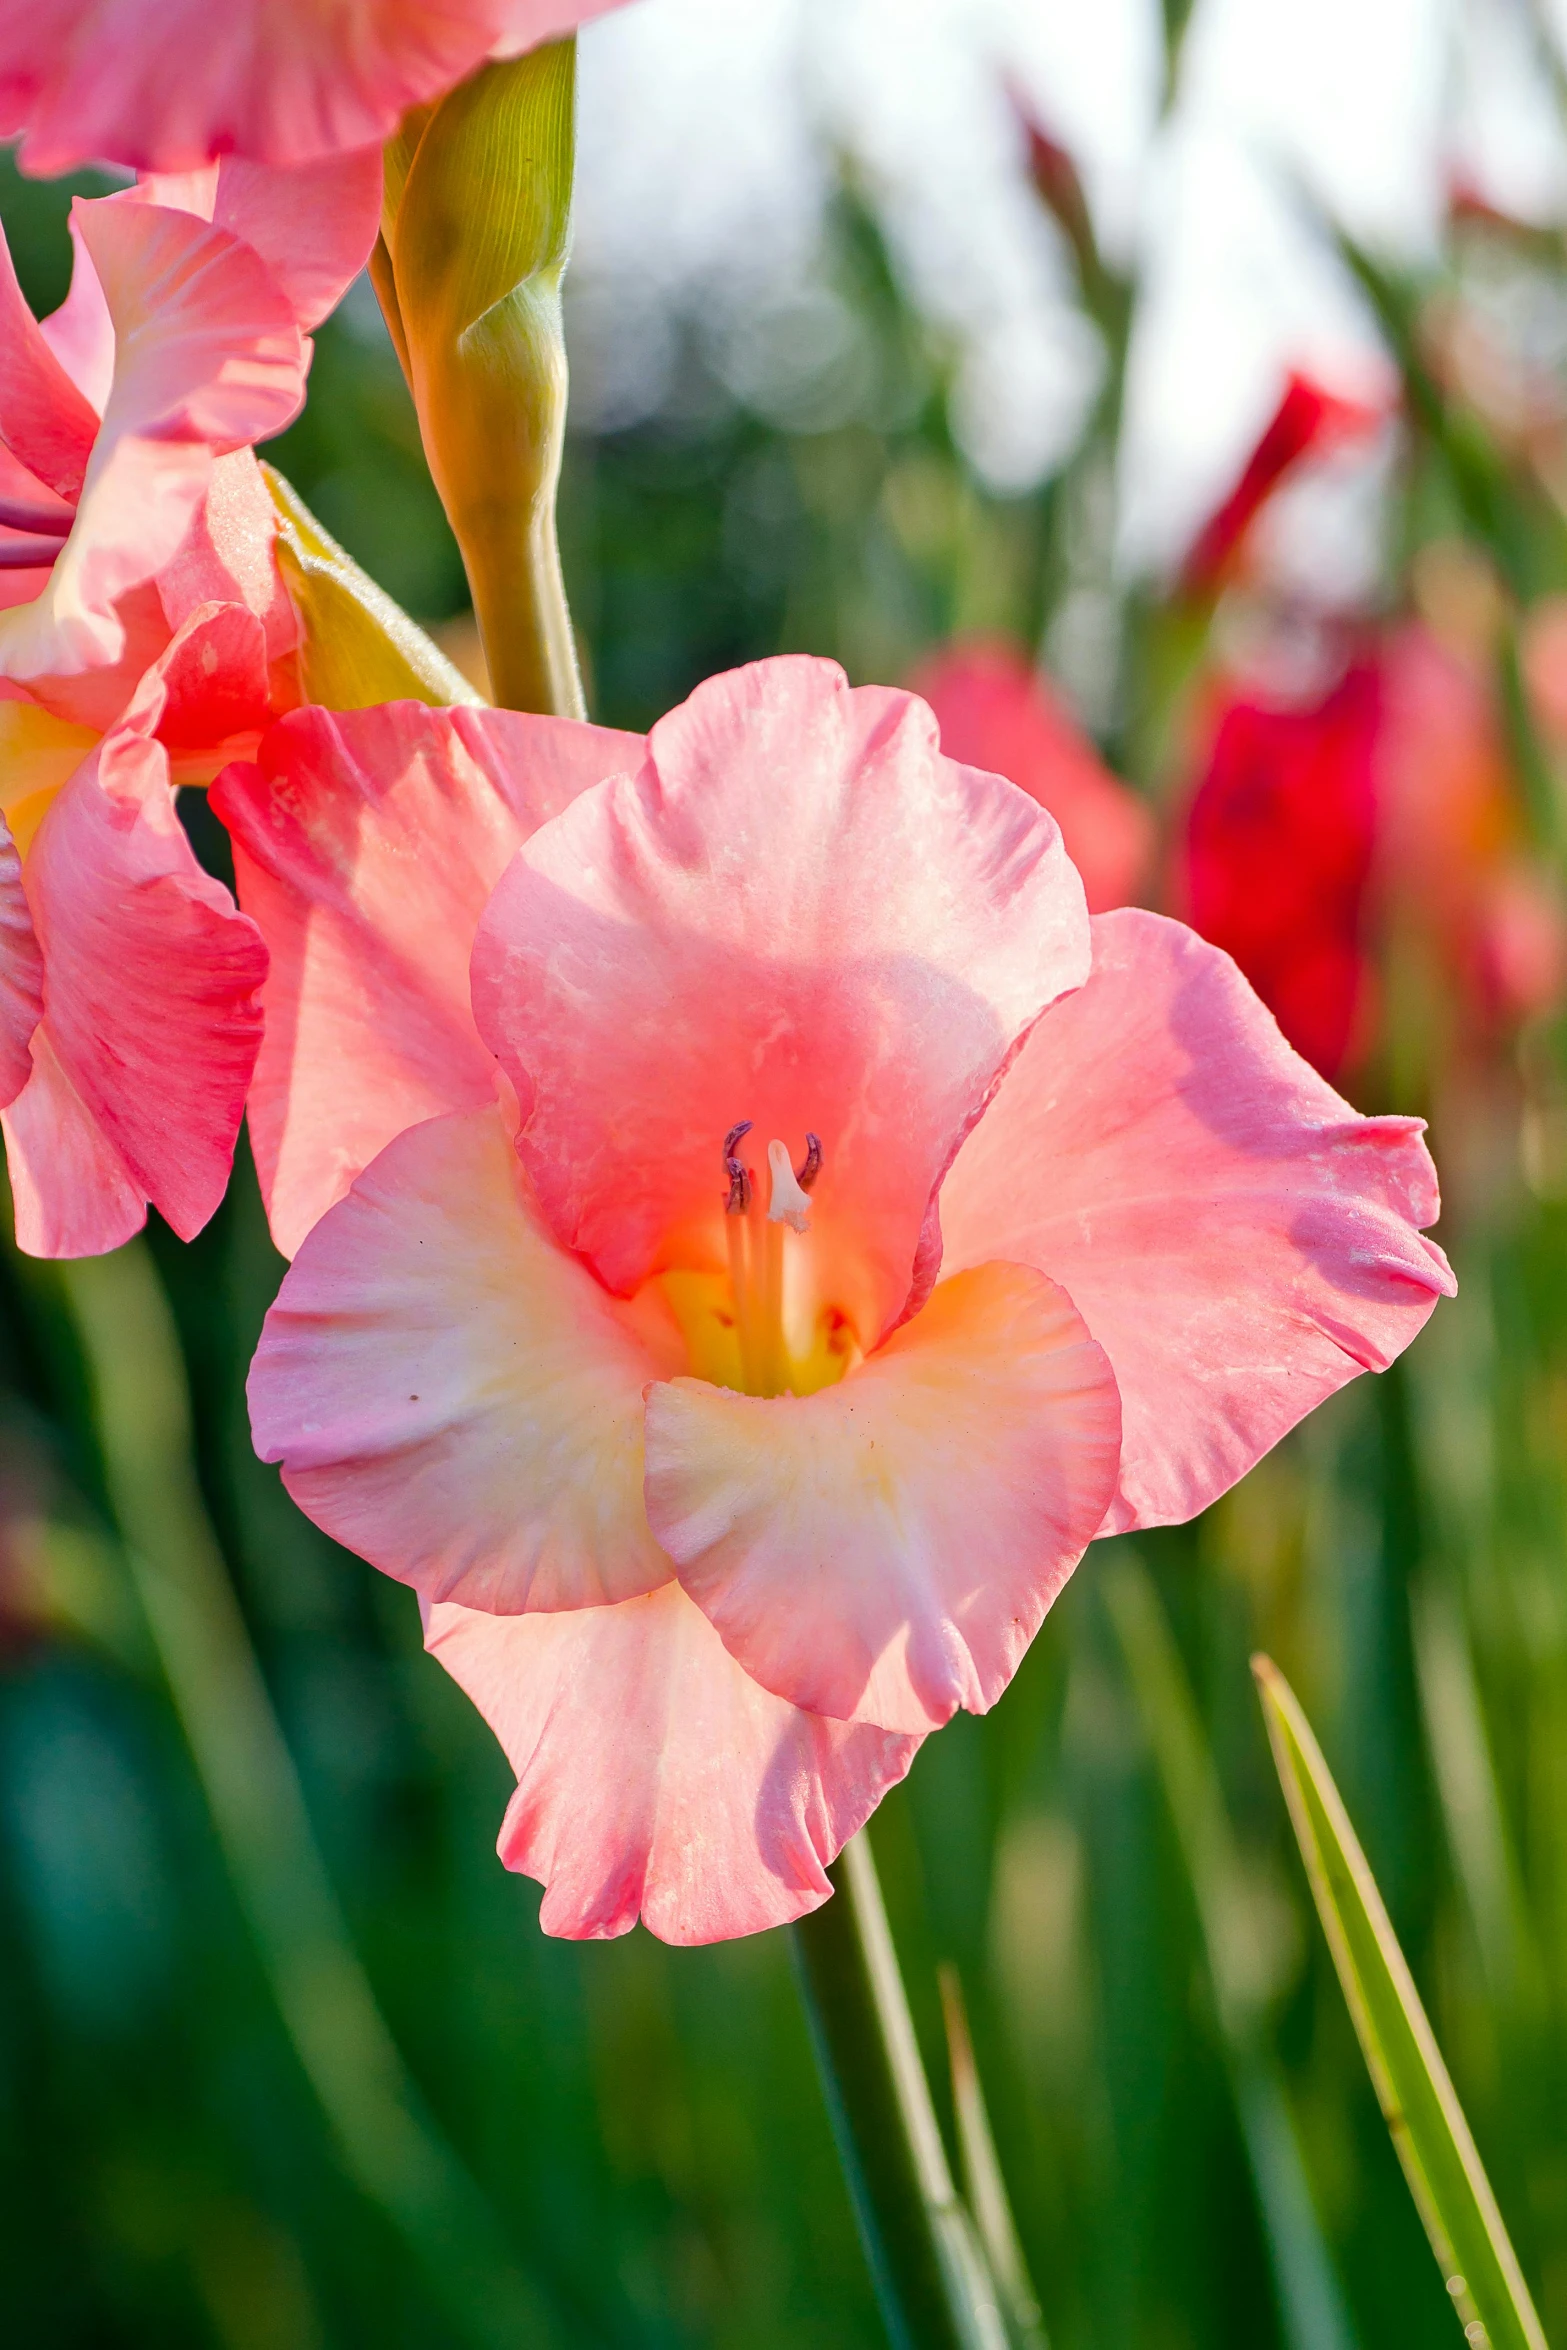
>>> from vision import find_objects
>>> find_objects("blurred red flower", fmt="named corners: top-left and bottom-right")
top-left (1180, 372), bottom-right (1383, 595)
top-left (1179, 663), bottom-right (1380, 1079)
top-left (910, 640), bottom-right (1154, 914)
top-left (1180, 626), bottom-right (1567, 1083)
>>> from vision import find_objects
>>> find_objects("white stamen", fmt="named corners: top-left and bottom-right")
top-left (766, 1139), bottom-right (812, 1234)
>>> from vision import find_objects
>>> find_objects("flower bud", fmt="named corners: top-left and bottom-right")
top-left (374, 41), bottom-right (583, 717)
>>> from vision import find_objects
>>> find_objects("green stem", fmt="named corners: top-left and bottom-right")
top-left (791, 1831), bottom-right (1006, 2350)
top-left (51, 1240), bottom-right (566, 2350)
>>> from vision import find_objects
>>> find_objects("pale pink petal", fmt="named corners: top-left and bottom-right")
top-left (249, 1106), bottom-right (675, 1612)
top-left (155, 452), bottom-right (297, 667)
top-left (38, 209), bottom-right (114, 413)
top-left (0, 0), bottom-right (626, 174)
top-left (0, 194), bottom-right (306, 685)
top-left (0, 216), bottom-right (98, 499)
top-left (2, 1020), bottom-right (145, 1255)
top-left (140, 153), bottom-right (383, 331)
top-left (644, 1262), bottom-right (1121, 1736)
top-left (16, 724), bottom-right (265, 1248)
top-left (212, 699), bottom-right (642, 1255)
top-left (939, 910), bottom-right (1456, 1533)
top-left (473, 655), bottom-right (1090, 1348)
top-left (424, 1582), bottom-right (921, 1944)
top-left (0, 813), bottom-right (42, 1107)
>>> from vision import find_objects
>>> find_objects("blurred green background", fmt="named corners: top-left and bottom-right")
top-left (6, 9), bottom-right (1567, 2341)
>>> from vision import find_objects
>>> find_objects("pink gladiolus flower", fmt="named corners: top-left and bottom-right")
top-left (232, 657), bottom-right (1453, 1944)
top-left (0, 0), bottom-right (629, 174)
top-left (908, 640), bottom-right (1154, 914)
top-left (0, 163), bottom-right (377, 719)
top-left (0, 165), bottom-right (375, 1254)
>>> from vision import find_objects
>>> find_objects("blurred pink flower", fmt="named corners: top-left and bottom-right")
top-left (1379, 622), bottom-right (1567, 1024)
top-left (231, 657), bottom-right (1451, 1943)
top-left (908, 640), bottom-right (1154, 913)
top-left (0, 0), bottom-right (628, 174)
top-left (0, 164), bottom-right (375, 1254)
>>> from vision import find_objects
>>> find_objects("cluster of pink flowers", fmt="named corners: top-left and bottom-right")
top-left (0, 0), bottom-right (1456, 1943)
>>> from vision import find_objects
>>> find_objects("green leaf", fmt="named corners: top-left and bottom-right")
top-left (263, 462), bottom-right (483, 712)
top-left (378, 43), bottom-right (583, 717)
top-left (1253, 1655), bottom-right (1548, 2350)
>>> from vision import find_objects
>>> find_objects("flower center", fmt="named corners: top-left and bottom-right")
top-left (642, 1125), bottom-right (858, 1396)
top-left (722, 1120), bottom-right (826, 1397)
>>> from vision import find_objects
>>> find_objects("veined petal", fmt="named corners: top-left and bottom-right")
top-left (0, 216), bottom-right (98, 501)
top-left (0, 194), bottom-right (306, 686)
top-left (156, 451), bottom-right (298, 664)
top-left (212, 700), bottom-right (643, 1255)
top-left (939, 909), bottom-right (1456, 1533)
top-left (644, 1261), bottom-right (1122, 1736)
top-left (140, 152), bottom-right (382, 331)
top-left (249, 1106), bottom-right (675, 1614)
top-left (424, 1582), bottom-right (921, 1944)
top-left (38, 210), bottom-right (114, 413)
top-left (473, 655), bottom-right (1090, 1345)
top-left (2, 1020), bottom-right (145, 1255)
top-left (14, 722), bottom-right (265, 1251)
top-left (0, 0), bottom-right (627, 174)
top-left (0, 813), bottom-right (42, 1107)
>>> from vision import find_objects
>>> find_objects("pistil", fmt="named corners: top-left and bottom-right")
top-left (721, 1122), bottom-right (820, 1396)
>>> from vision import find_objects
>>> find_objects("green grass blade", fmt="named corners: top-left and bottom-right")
top-left (1105, 1563), bottom-right (1358, 2350)
top-left (792, 1831), bottom-right (1009, 2350)
top-left (1253, 1655), bottom-right (1548, 2350)
top-left (938, 1964), bottom-right (1050, 2350)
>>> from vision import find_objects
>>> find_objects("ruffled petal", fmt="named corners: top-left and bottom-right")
top-left (13, 721), bottom-right (265, 1251)
top-left (644, 1261), bottom-right (1122, 1736)
top-left (424, 1582), bottom-right (921, 1944)
top-left (2, 1020), bottom-right (145, 1255)
top-left (0, 0), bottom-right (621, 174)
top-left (938, 909), bottom-right (1456, 1533)
top-left (140, 152), bottom-right (382, 331)
top-left (212, 699), bottom-right (643, 1255)
top-left (249, 1105), bottom-right (675, 1612)
top-left (473, 655), bottom-right (1090, 1346)
top-left (0, 813), bottom-right (42, 1107)
top-left (0, 193), bottom-right (306, 686)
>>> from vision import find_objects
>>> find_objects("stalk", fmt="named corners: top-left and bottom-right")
top-left (791, 1830), bottom-right (1007, 2350)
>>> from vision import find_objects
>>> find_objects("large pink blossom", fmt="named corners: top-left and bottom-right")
top-left (0, 0), bottom-right (629, 174)
top-left (233, 656), bottom-right (1454, 1944)
top-left (0, 163), bottom-right (376, 1254)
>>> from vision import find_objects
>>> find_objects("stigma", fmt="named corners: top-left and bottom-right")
top-left (767, 1140), bottom-right (813, 1233)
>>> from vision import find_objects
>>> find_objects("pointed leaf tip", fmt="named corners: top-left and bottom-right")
top-left (1256, 1658), bottom-right (1547, 2350)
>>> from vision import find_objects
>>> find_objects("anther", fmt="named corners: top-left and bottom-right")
top-left (723, 1120), bottom-right (753, 1215)
top-left (795, 1133), bottom-right (822, 1192)
top-left (767, 1139), bottom-right (813, 1233)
